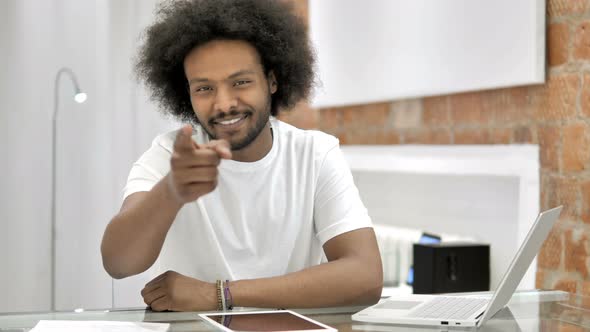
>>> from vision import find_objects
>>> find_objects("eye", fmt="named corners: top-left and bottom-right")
top-left (193, 86), bottom-right (212, 94)
top-left (234, 80), bottom-right (251, 87)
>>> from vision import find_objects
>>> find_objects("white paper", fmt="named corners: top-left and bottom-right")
top-left (31, 320), bottom-right (170, 332)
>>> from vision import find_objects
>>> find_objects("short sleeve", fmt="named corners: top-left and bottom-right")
top-left (122, 136), bottom-right (173, 200)
top-left (313, 141), bottom-right (373, 246)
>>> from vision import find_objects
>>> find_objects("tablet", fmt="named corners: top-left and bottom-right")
top-left (199, 310), bottom-right (336, 332)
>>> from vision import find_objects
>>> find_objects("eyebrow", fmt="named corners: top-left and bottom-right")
top-left (188, 70), bottom-right (257, 85)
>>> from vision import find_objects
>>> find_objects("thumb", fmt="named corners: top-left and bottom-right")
top-left (205, 139), bottom-right (232, 159)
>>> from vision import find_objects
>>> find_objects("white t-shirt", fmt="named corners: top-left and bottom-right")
top-left (123, 118), bottom-right (372, 282)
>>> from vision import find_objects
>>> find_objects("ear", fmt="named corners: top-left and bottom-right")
top-left (268, 71), bottom-right (278, 94)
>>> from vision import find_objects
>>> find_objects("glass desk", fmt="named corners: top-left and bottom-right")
top-left (1, 290), bottom-right (588, 331)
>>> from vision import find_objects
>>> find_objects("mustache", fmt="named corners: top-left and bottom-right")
top-left (209, 109), bottom-right (252, 125)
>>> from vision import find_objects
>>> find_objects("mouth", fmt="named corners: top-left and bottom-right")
top-left (212, 113), bottom-right (249, 131)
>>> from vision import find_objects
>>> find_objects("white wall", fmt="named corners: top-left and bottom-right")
top-left (0, 0), bottom-right (177, 312)
top-left (309, 0), bottom-right (545, 108)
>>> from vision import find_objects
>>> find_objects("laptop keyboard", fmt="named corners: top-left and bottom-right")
top-left (409, 297), bottom-right (488, 320)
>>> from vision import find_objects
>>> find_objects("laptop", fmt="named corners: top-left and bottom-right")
top-left (352, 206), bottom-right (563, 328)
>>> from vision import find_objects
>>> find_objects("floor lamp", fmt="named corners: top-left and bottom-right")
top-left (51, 68), bottom-right (87, 311)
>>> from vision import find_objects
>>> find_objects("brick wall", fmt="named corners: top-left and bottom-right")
top-left (279, 0), bottom-right (590, 295)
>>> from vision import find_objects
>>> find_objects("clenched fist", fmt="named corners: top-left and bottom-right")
top-left (166, 124), bottom-right (231, 205)
top-left (141, 270), bottom-right (216, 312)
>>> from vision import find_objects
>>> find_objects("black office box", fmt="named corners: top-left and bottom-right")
top-left (413, 242), bottom-right (490, 294)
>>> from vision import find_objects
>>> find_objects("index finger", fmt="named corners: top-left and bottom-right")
top-left (173, 125), bottom-right (197, 153)
top-left (204, 139), bottom-right (232, 159)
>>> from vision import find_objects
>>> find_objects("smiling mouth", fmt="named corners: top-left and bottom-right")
top-left (212, 114), bottom-right (249, 129)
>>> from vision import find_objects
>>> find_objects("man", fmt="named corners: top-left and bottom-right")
top-left (101, 0), bottom-right (382, 312)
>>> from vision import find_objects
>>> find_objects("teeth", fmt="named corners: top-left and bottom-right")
top-left (218, 116), bottom-right (243, 125)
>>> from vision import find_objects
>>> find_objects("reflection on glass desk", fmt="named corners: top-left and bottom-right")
top-left (1, 290), bottom-right (588, 331)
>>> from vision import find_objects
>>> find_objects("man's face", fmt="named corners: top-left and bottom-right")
top-left (184, 40), bottom-right (277, 150)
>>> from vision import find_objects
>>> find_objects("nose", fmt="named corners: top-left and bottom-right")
top-left (213, 86), bottom-right (238, 113)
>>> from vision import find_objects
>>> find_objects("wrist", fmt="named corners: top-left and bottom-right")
top-left (227, 279), bottom-right (253, 308)
top-left (160, 174), bottom-right (185, 209)
top-left (209, 281), bottom-right (220, 311)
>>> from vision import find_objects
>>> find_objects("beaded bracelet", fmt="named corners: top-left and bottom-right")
top-left (220, 279), bottom-right (227, 311)
top-left (216, 280), bottom-right (223, 311)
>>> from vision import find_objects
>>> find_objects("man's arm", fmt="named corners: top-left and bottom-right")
top-left (231, 227), bottom-right (383, 308)
top-left (100, 181), bottom-right (183, 279)
top-left (101, 125), bottom-right (231, 279)
top-left (141, 227), bottom-right (382, 311)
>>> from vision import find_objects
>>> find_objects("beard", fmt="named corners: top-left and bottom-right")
top-left (199, 95), bottom-right (272, 151)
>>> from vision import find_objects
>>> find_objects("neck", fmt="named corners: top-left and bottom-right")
top-left (231, 121), bottom-right (273, 162)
